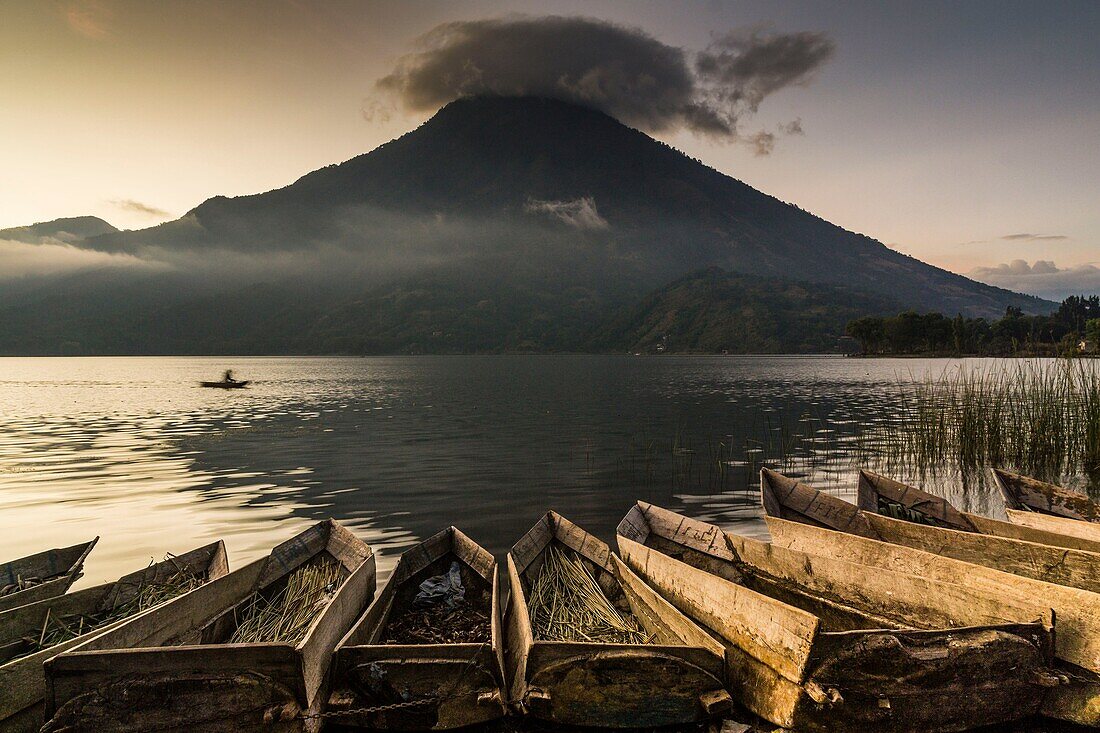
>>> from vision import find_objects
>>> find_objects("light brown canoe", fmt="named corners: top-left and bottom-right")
top-left (857, 469), bottom-right (1100, 553)
top-left (993, 468), bottom-right (1100, 522)
top-left (0, 541), bottom-right (228, 733)
top-left (1007, 509), bottom-right (1100, 545)
top-left (0, 538), bottom-right (98, 613)
top-left (42, 519), bottom-right (375, 732)
top-left (327, 526), bottom-right (506, 729)
top-left (765, 514), bottom-right (1100, 726)
top-left (505, 510), bottom-right (730, 727)
top-left (617, 501), bottom-right (1057, 732)
top-left (763, 468), bottom-right (1100, 597)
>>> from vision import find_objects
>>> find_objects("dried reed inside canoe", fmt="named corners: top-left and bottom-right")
top-left (1, 573), bottom-right (50, 597)
top-left (384, 596), bottom-right (491, 645)
top-left (16, 559), bottom-right (204, 658)
top-left (528, 544), bottom-right (648, 644)
top-left (228, 555), bottom-right (344, 645)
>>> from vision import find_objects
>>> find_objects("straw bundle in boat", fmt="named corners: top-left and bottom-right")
top-left (17, 561), bottom-right (204, 657)
top-left (528, 544), bottom-right (648, 644)
top-left (228, 555), bottom-right (344, 645)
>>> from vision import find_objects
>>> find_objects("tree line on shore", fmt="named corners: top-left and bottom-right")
top-left (845, 296), bottom-right (1100, 356)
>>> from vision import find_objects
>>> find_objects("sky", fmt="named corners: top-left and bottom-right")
top-left (1, 0), bottom-right (1098, 299)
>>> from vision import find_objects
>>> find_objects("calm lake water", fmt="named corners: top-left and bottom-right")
top-left (0, 355), bottom-right (1048, 588)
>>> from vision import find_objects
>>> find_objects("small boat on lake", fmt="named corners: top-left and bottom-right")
top-left (505, 511), bottom-right (730, 727)
top-left (42, 520), bottom-right (375, 732)
top-left (201, 369), bottom-right (250, 389)
top-left (0, 538), bottom-right (98, 613)
top-left (0, 541), bottom-right (227, 733)
top-left (993, 468), bottom-right (1100, 523)
top-left (616, 501), bottom-right (1058, 732)
top-left (326, 526), bottom-right (506, 729)
top-left (763, 468), bottom-right (1100, 595)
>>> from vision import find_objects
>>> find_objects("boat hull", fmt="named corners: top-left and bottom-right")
top-left (0, 538), bottom-right (98, 613)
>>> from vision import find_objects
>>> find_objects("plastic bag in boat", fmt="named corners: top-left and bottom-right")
top-left (413, 560), bottom-right (465, 609)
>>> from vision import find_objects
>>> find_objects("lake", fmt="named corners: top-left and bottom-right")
top-left (0, 355), bottom-right (1047, 588)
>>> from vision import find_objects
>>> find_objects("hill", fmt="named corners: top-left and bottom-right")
top-left (0, 216), bottom-right (118, 243)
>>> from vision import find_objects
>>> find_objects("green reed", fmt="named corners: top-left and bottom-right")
top-left (860, 359), bottom-right (1100, 482)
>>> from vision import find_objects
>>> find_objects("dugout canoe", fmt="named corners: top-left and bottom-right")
top-left (42, 519), bottom-right (375, 732)
top-left (0, 541), bottom-right (228, 733)
top-left (856, 469), bottom-right (1100, 553)
top-left (0, 538), bottom-right (98, 613)
top-left (762, 510), bottom-right (1100, 725)
top-left (505, 511), bottom-right (731, 727)
top-left (326, 526), bottom-right (507, 729)
top-left (993, 468), bottom-right (1100, 523)
top-left (763, 468), bottom-right (1100, 596)
top-left (617, 501), bottom-right (1058, 732)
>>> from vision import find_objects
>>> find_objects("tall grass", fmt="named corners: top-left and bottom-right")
top-left (862, 359), bottom-right (1100, 481)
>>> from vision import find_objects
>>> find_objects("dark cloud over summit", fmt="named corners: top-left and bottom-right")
top-left (376, 16), bottom-right (833, 149)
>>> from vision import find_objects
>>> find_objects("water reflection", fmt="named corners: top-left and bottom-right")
top-left (0, 355), bottom-right (1077, 588)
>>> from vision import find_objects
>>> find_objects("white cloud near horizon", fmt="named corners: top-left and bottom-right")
top-left (970, 259), bottom-right (1100, 302)
top-left (0, 238), bottom-right (156, 279)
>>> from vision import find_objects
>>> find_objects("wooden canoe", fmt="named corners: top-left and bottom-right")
top-left (0, 538), bottom-right (98, 613)
top-left (993, 468), bottom-right (1100, 522)
top-left (764, 468), bottom-right (1100, 596)
top-left (617, 501), bottom-right (1058, 732)
top-left (857, 469), bottom-right (1100, 553)
top-left (0, 541), bottom-right (228, 733)
top-left (200, 380), bottom-right (251, 389)
top-left (1006, 509), bottom-right (1100, 546)
top-left (42, 519), bottom-right (375, 732)
top-left (505, 511), bottom-right (730, 727)
top-left (326, 526), bottom-right (506, 729)
top-left (764, 514), bottom-right (1100, 726)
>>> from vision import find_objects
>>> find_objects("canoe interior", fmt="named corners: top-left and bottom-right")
top-left (42, 519), bottom-right (375, 733)
top-left (993, 468), bottom-right (1100, 522)
top-left (618, 502), bottom-right (1058, 732)
top-left (856, 470), bottom-right (977, 531)
top-left (0, 541), bottom-right (228, 733)
top-left (505, 511), bottom-right (727, 728)
top-left (0, 538), bottom-right (99, 613)
top-left (329, 526), bottom-right (506, 730)
top-left (770, 469), bottom-right (1100, 597)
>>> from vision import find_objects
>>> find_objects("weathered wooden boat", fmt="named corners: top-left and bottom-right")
top-left (200, 379), bottom-right (251, 389)
top-left (42, 519), bottom-right (375, 732)
top-left (617, 501), bottom-right (1059, 732)
top-left (993, 467), bottom-right (1100, 522)
top-left (1005, 507), bottom-right (1100, 546)
top-left (763, 468), bottom-right (1100, 596)
top-left (326, 526), bottom-right (507, 729)
top-left (505, 511), bottom-right (730, 727)
top-left (857, 469), bottom-right (1100, 553)
top-left (0, 541), bottom-right (227, 733)
top-left (763, 505), bottom-right (1100, 726)
top-left (0, 538), bottom-right (98, 613)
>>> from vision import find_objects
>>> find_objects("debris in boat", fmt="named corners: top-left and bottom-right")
top-left (1, 574), bottom-right (45, 596)
top-left (16, 560), bottom-right (204, 658)
top-left (229, 554), bottom-right (344, 644)
top-left (527, 544), bottom-right (648, 644)
top-left (382, 561), bottom-right (491, 644)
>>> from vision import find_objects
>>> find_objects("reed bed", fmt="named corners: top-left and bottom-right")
top-left (860, 360), bottom-right (1100, 482)
top-left (228, 555), bottom-right (344, 645)
top-left (528, 545), bottom-right (648, 645)
top-left (17, 562), bottom-right (203, 658)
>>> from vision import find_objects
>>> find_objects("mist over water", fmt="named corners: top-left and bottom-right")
top-left (0, 355), bottom-right (1042, 588)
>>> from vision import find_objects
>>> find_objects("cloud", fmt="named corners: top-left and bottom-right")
top-left (376, 16), bottom-right (833, 149)
top-left (970, 259), bottom-right (1100, 301)
top-left (525, 196), bottom-right (609, 230)
top-left (0, 238), bottom-right (155, 280)
top-left (1001, 233), bottom-right (1069, 242)
top-left (63, 0), bottom-right (111, 39)
top-left (110, 199), bottom-right (170, 218)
